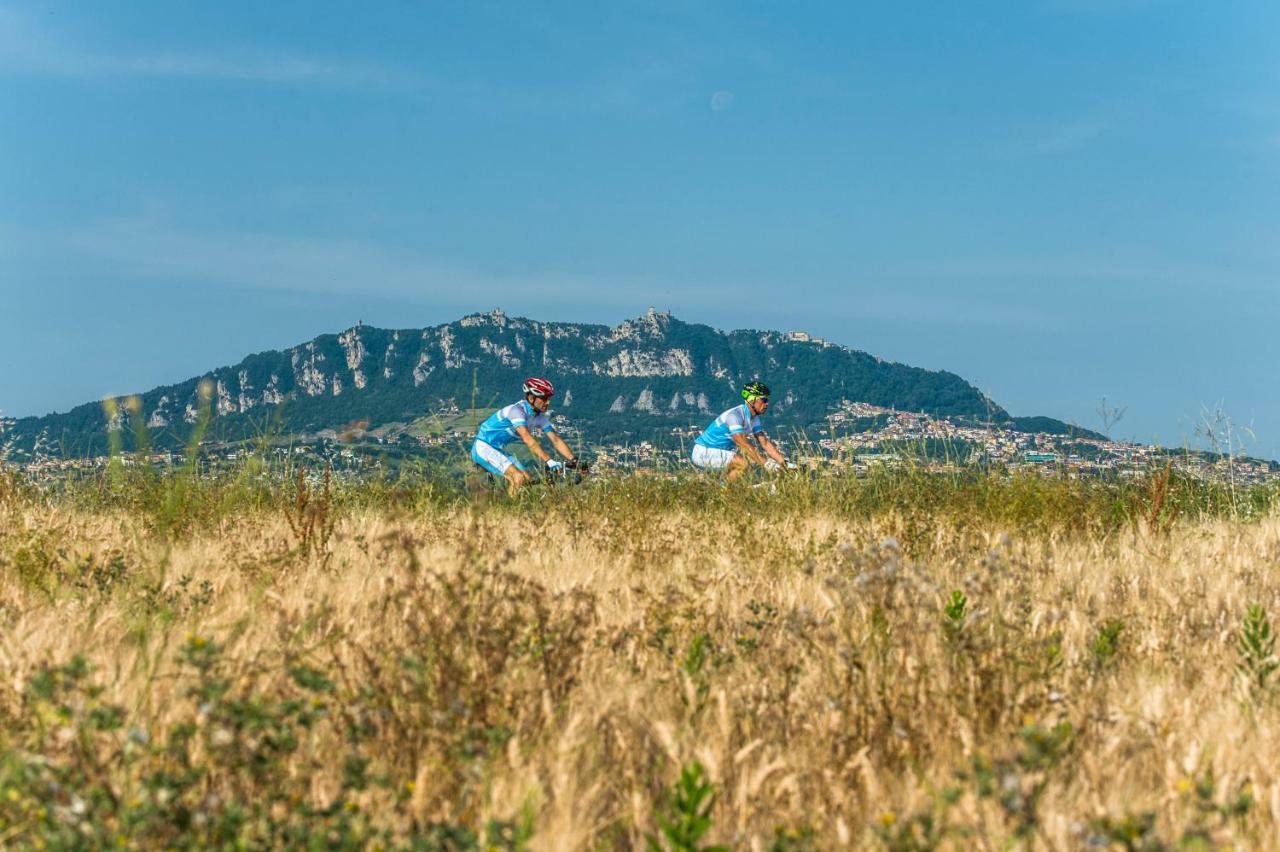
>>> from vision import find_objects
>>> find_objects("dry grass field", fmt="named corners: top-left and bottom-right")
top-left (2, 466), bottom-right (1279, 849)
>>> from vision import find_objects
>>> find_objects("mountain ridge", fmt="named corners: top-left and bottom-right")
top-left (0, 308), bottom-right (1099, 459)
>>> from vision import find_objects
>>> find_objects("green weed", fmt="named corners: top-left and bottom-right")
top-left (1237, 604), bottom-right (1279, 699)
top-left (942, 589), bottom-right (968, 644)
top-left (1090, 619), bottom-right (1126, 670)
top-left (647, 760), bottom-right (726, 852)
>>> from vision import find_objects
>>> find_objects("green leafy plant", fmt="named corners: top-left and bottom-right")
top-left (647, 760), bottom-right (726, 852)
top-left (1236, 604), bottom-right (1278, 697)
top-left (1090, 619), bottom-right (1125, 669)
top-left (962, 722), bottom-right (1075, 843)
top-left (943, 589), bottom-right (968, 643)
top-left (680, 633), bottom-right (714, 707)
top-left (872, 789), bottom-right (964, 851)
top-left (1087, 810), bottom-right (1161, 851)
top-left (1090, 769), bottom-right (1252, 849)
top-left (0, 638), bottom-right (472, 848)
top-left (768, 823), bottom-right (818, 851)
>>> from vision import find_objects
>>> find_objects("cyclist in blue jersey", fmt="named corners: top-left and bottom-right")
top-left (471, 377), bottom-right (583, 495)
top-left (691, 382), bottom-right (790, 482)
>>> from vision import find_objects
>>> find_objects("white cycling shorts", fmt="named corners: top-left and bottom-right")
top-left (472, 441), bottom-right (525, 477)
top-left (691, 443), bottom-right (737, 470)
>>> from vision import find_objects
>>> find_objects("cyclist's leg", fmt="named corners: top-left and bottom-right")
top-left (725, 452), bottom-right (751, 482)
top-left (502, 455), bottom-right (530, 494)
top-left (472, 441), bottom-right (508, 475)
top-left (692, 444), bottom-right (737, 472)
top-left (473, 441), bottom-right (516, 482)
top-left (474, 442), bottom-right (532, 496)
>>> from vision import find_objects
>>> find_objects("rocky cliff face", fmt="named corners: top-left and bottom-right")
top-left (2, 308), bottom-right (1018, 458)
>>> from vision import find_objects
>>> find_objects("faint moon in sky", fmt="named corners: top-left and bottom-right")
top-left (710, 91), bottom-right (735, 112)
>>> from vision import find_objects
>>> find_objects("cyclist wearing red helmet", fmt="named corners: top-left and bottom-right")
top-left (471, 377), bottom-right (582, 494)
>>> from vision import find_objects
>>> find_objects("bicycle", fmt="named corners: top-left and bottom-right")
top-left (467, 457), bottom-right (593, 496)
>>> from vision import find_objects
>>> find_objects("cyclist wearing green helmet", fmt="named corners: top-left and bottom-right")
top-left (691, 381), bottom-right (790, 481)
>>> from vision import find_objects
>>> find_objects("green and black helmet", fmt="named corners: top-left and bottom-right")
top-left (741, 381), bottom-right (771, 402)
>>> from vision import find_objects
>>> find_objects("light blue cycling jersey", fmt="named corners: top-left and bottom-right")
top-left (474, 400), bottom-right (555, 451)
top-left (695, 403), bottom-right (762, 451)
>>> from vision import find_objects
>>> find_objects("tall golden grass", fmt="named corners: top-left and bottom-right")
top-left (2, 467), bottom-right (1279, 848)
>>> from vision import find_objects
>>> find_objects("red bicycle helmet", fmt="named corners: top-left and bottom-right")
top-left (523, 377), bottom-right (555, 398)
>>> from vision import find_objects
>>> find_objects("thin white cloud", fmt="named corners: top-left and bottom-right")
top-left (114, 52), bottom-right (419, 88)
top-left (0, 7), bottom-right (423, 90)
top-left (49, 214), bottom-right (711, 315)
top-left (1030, 116), bottom-right (1109, 153)
top-left (808, 293), bottom-right (1051, 330)
top-left (12, 215), bottom-right (1054, 333)
top-left (988, 114), bottom-right (1114, 159)
top-left (1040, 0), bottom-right (1157, 13)
top-left (0, 5), bottom-right (709, 111)
top-left (12, 212), bottom-right (1269, 335)
top-left (873, 255), bottom-right (1276, 298)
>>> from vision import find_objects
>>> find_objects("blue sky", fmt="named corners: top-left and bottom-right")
top-left (2, 1), bottom-right (1277, 456)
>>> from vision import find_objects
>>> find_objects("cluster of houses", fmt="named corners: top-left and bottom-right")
top-left (5, 400), bottom-right (1276, 486)
top-left (796, 401), bottom-right (1278, 483)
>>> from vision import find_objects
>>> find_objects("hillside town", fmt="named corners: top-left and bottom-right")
top-left (6, 401), bottom-right (1274, 488)
top-left (606, 401), bottom-right (1278, 484)
top-left (806, 401), bottom-right (1277, 483)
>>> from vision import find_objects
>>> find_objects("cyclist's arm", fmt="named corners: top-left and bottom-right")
top-left (515, 425), bottom-right (553, 464)
top-left (756, 432), bottom-right (789, 468)
top-left (546, 431), bottom-right (578, 463)
top-left (730, 431), bottom-right (768, 466)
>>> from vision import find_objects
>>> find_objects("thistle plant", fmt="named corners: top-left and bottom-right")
top-left (283, 463), bottom-right (335, 559)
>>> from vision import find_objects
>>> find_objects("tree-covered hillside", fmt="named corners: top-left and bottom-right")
top-left (1, 309), bottom-right (1091, 459)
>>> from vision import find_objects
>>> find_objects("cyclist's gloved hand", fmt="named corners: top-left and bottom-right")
top-left (545, 459), bottom-right (564, 473)
top-left (764, 458), bottom-right (781, 472)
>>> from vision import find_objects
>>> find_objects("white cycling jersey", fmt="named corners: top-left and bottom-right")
top-left (474, 400), bottom-right (555, 451)
top-left (694, 403), bottom-right (762, 451)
